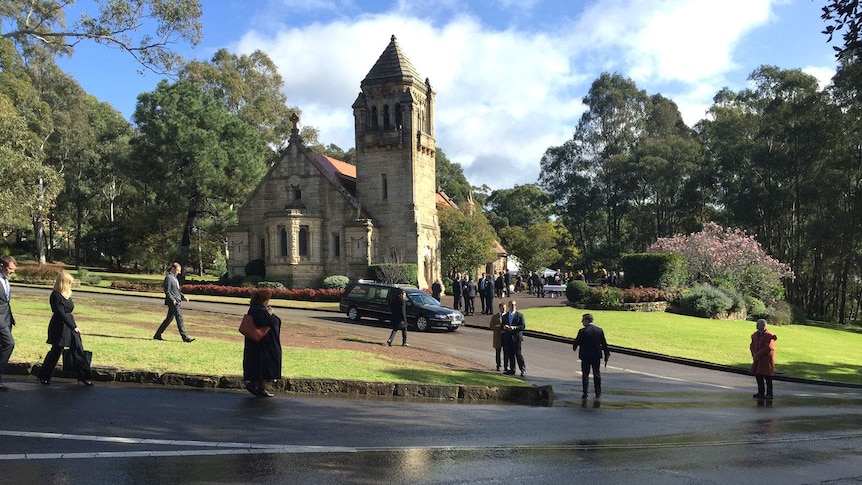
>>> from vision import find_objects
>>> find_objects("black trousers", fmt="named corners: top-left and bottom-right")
top-left (155, 301), bottom-right (188, 338)
top-left (40, 333), bottom-right (92, 381)
top-left (503, 336), bottom-right (525, 373)
top-left (755, 374), bottom-right (773, 397)
top-left (581, 359), bottom-right (602, 396)
top-left (0, 325), bottom-right (13, 380)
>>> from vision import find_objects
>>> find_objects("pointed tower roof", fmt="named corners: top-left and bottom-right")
top-left (362, 35), bottom-right (422, 86)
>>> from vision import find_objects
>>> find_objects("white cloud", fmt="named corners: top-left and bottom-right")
top-left (231, 0), bottom-right (811, 190)
top-left (802, 65), bottom-right (837, 90)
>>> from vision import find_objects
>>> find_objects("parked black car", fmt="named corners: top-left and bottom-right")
top-left (339, 281), bottom-right (463, 331)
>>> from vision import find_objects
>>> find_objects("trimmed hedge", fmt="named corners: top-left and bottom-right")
top-left (621, 253), bottom-right (687, 290)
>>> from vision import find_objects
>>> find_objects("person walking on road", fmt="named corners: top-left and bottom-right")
top-left (0, 256), bottom-right (17, 391)
top-left (489, 302), bottom-right (507, 371)
top-left (153, 262), bottom-right (194, 342)
top-left (386, 288), bottom-right (408, 347)
top-left (502, 300), bottom-right (526, 377)
top-left (452, 273), bottom-right (463, 311)
top-left (750, 318), bottom-right (777, 400)
top-left (37, 271), bottom-right (94, 386)
top-left (243, 289), bottom-right (282, 397)
top-left (572, 313), bottom-right (610, 399)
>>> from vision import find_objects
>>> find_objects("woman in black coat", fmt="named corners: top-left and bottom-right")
top-left (38, 271), bottom-right (93, 385)
top-left (386, 288), bottom-right (408, 347)
top-left (242, 289), bottom-right (282, 397)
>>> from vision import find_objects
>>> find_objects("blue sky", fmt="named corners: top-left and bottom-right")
top-left (55, 0), bottom-right (839, 191)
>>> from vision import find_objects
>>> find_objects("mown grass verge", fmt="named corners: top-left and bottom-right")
top-left (523, 306), bottom-right (862, 385)
top-left (9, 293), bottom-right (526, 387)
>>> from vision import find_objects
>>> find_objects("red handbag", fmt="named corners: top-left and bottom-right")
top-left (239, 314), bottom-right (270, 342)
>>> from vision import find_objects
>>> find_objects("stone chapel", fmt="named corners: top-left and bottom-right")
top-left (226, 36), bottom-right (442, 289)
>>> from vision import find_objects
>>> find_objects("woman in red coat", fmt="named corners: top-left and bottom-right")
top-left (750, 318), bottom-right (777, 399)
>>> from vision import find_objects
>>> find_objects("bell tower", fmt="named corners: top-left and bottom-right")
top-left (352, 36), bottom-right (440, 288)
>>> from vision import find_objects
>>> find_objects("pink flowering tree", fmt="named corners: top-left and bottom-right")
top-left (646, 223), bottom-right (794, 303)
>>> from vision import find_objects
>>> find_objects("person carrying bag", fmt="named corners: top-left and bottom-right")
top-left (37, 271), bottom-right (94, 386)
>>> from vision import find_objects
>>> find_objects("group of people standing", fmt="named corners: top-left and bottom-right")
top-left (451, 272), bottom-right (513, 317)
top-left (488, 300), bottom-right (526, 377)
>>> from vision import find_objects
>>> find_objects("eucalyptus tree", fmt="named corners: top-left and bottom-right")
top-left (180, 48), bottom-right (299, 151)
top-left (540, 72), bottom-right (649, 259)
top-left (698, 66), bottom-right (840, 318)
top-left (1, 0), bottom-right (202, 74)
top-left (436, 148), bottom-right (471, 204)
top-left (484, 184), bottom-right (552, 233)
top-left (628, 94), bottom-right (704, 248)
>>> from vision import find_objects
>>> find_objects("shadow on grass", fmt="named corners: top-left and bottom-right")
top-left (779, 360), bottom-right (862, 386)
top-left (88, 333), bottom-right (154, 341)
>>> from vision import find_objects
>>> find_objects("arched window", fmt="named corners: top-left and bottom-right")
top-left (394, 103), bottom-right (402, 129)
top-left (299, 226), bottom-right (309, 257)
top-left (279, 228), bottom-right (288, 257)
top-left (370, 106), bottom-right (378, 130)
top-left (382, 104), bottom-right (390, 130)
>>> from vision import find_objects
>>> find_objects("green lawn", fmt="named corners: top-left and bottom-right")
top-left (523, 307), bottom-right (862, 385)
top-left (9, 293), bottom-right (525, 387)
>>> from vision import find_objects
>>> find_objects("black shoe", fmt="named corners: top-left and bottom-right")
top-left (38, 378), bottom-right (50, 385)
top-left (503, 370), bottom-right (515, 375)
top-left (753, 393), bottom-right (764, 399)
top-left (387, 340), bottom-right (392, 346)
top-left (245, 382), bottom-right (260, 396)
top-left (183, 337), bottom-right (195, 343)
top-left (0, 382), bottom-right (8, 391)
top-left (78, 379), bottom-right (94, 386)
top-left (596, 393), bottom-right (601, 399)
top-left (581, 393), bottom-right (588, 399)
top-left (496, 366), bottom-right (501, 371)
top-left (764, 394), bottom-right (773, 400)
top-left (153, 335), bottom-right (164, 341)
top-left (520, 371), bottom-right (526, 377)
top-left (402, 342), bottom-right (409, 347)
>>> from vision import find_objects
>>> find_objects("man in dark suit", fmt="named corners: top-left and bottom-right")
top-left (153, 262), bottom-right (195, 342)
top-left (477, 272), bottom-right (487, 315)
top-left (572, 313), bottom-right (610, 399)
top-left (464, 275), bottom-right (476, 316)
top-left (502, 300), bottom-right (526, 377)
top-left (483, 274), bottom-right (495, 315)
top-left (452, 273), bottom-right (462, 311)
top-left (0, 256), bottom-right (17, 391)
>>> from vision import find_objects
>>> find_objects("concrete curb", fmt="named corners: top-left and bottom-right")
top-left (7, 362), bottom-right (554, 406)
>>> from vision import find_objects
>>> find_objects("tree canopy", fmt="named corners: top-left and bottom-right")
top-left (1, 0), bottom-right (203, 73)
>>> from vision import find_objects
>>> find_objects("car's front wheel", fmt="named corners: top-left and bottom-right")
top-left (415, 316), bottom-right (429, 331)
top-left (347, 307), bottom-right (360, 321)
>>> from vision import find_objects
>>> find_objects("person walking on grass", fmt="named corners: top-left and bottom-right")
top-left (572, 313), bottom-right (610, 399)
top-left (38, 271), bottom-right (93, 386)
top-left (0, 256), bottom-right (17, 391)
top-left (153, 262), bottom-right (194, 343)
top-left (750, 318), bottom-right (777, 400)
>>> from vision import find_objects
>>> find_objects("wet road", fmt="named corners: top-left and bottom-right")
top-left (2, 288), bottom-right (862, 483)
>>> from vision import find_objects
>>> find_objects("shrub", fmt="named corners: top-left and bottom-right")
top-left (241, 276), bottom-right (263, 287)
top-left (621, 286), bottom-right (668, 303)
top-left (244, 259), bottom-right (265, 279)
top-left (110, 281), bottom-right (162, 292)
top-left (587, 286), bottom-right (624, 308)
top-left (676, 284), bottom-right (733, 318)
top-left (745, 296), bottom-right (770, 320)
top-left (76, 269), bottom-right (102, 286)
top-left (621, 253), bottom-right (688, 290)
top-left (565, 280), bottom-right (591, 303)
top-left (256, 281), bottom-right (286, 289)
top-left (12, 263), bottom-right (64, 284)
top-left (322, 275), bottom-right (350, 290)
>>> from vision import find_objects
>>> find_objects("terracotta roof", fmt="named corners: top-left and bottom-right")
top-left (362, 35), bottom-right (422, 85)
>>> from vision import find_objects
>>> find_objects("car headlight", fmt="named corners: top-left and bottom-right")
top-left (432, 313), bottom-right (449, 319)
